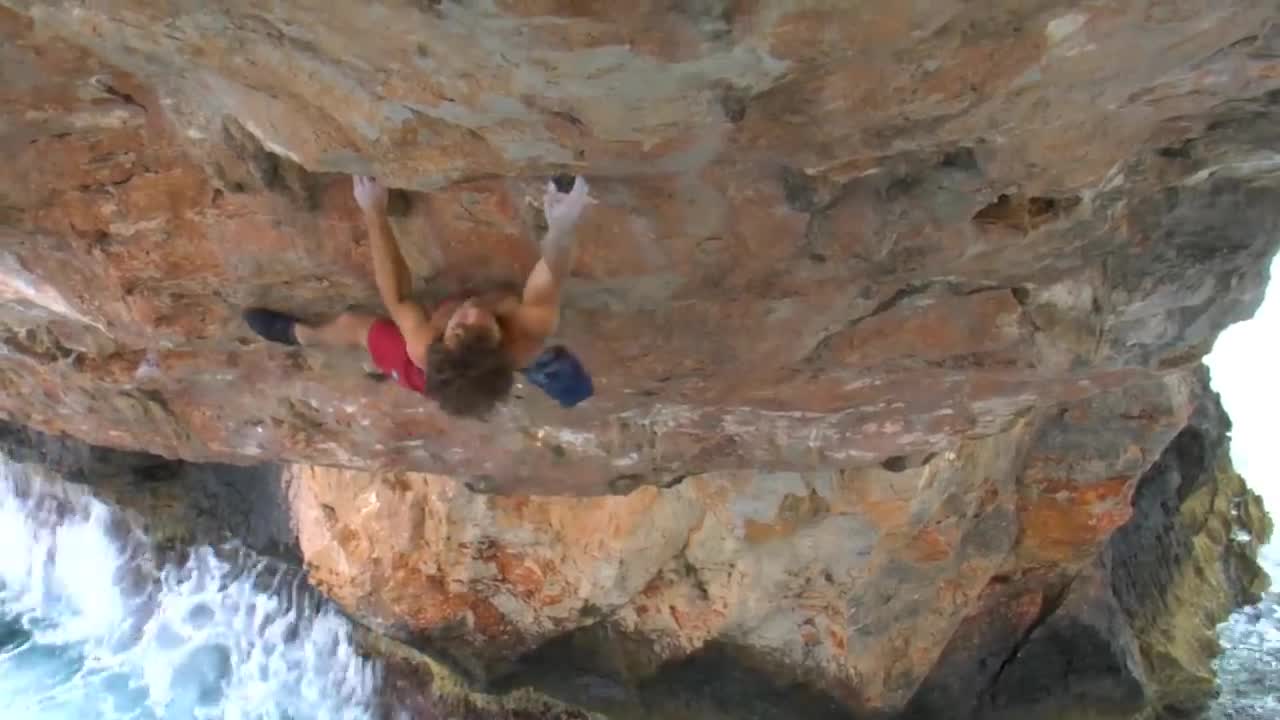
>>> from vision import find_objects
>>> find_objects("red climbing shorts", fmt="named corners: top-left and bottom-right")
top-left (366, 318), bottom-right (427, 393)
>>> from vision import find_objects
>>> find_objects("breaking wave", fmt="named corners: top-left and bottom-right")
top-left (0, 458), bottom-right (382, 720)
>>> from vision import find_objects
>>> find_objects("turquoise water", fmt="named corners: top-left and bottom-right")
top-left (0, 461), bottom-right (381, 720)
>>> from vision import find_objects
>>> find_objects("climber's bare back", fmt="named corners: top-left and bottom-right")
top-left (417, 291), bottom-right (552, 371)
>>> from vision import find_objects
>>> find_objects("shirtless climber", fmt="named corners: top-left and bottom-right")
top-left (242, 174), bottom-right (596, 418)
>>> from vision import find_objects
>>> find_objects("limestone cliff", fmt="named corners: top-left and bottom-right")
top-left (289, 367), bottom-right (1271, 719)
top-left (1, 370), bottom-right (1268, 719)
top-left (0, 2), bottom-right (1277, 719)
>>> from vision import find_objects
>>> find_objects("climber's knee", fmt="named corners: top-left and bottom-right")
top-left (298, 311), bottom-right (377, 348)
top-left (335, 311), bottom-right (377, 341)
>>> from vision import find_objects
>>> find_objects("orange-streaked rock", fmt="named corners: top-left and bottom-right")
top-left (0, 4), bottom-right (1276, 492)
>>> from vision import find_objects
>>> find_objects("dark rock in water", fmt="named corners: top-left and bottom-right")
top-left (0, 618), bottom-right (30, 653)
top-left (0, 420), bottom-right (297, 561)
top-left (0, 420), bottom-right (176, 483)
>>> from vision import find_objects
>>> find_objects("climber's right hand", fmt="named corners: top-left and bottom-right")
top-left (353, 175), bottom-right (389, 215)
top-left (543, 176), bottom-right (595, 238)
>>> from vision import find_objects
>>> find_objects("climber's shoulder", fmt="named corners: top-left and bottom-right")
top-left (493, 296), bottom-right (555, 369)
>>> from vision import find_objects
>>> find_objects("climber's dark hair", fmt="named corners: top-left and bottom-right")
top-left (424, 330), bottom-right (514, 419)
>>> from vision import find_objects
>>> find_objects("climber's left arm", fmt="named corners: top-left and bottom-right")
top-left (353, 176), bottom-right (436, 364)
top-left (502, 176), bottom-right (594, 367)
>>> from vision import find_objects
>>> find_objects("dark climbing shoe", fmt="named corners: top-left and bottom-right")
top-left (243, 308), bottom-right (300, 346)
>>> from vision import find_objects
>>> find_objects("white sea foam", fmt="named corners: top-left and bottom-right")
top-left (0, 459), bottom-right (383, 720)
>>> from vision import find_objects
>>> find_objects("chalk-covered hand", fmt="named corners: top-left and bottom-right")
top-left (543, 176), bottom-right (595, 237)
top-left (353, 175), bottom-right (389, 215)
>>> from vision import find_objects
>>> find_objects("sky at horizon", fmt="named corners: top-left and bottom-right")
top-left (1206, 253), bottom-right (1280, 577)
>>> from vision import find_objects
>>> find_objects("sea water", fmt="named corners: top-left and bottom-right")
top-left (1207, 543), bottom-right (1280, 720)
top-left (0, 459), bottom-right (382, 720)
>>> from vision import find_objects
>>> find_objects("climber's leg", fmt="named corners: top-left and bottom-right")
top-left (295, 311), bottom-right (378, 348)
top-left (244, 308), bottom-right (378, 349)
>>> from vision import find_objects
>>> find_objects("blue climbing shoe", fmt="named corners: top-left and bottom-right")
top-left (520, 345), bottom-right (593, 408)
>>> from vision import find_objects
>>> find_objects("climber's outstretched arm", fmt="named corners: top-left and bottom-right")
top-left (353, 176), bottom-right (434, 364)
top-left (505, 177), bottom-right (595, 366)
